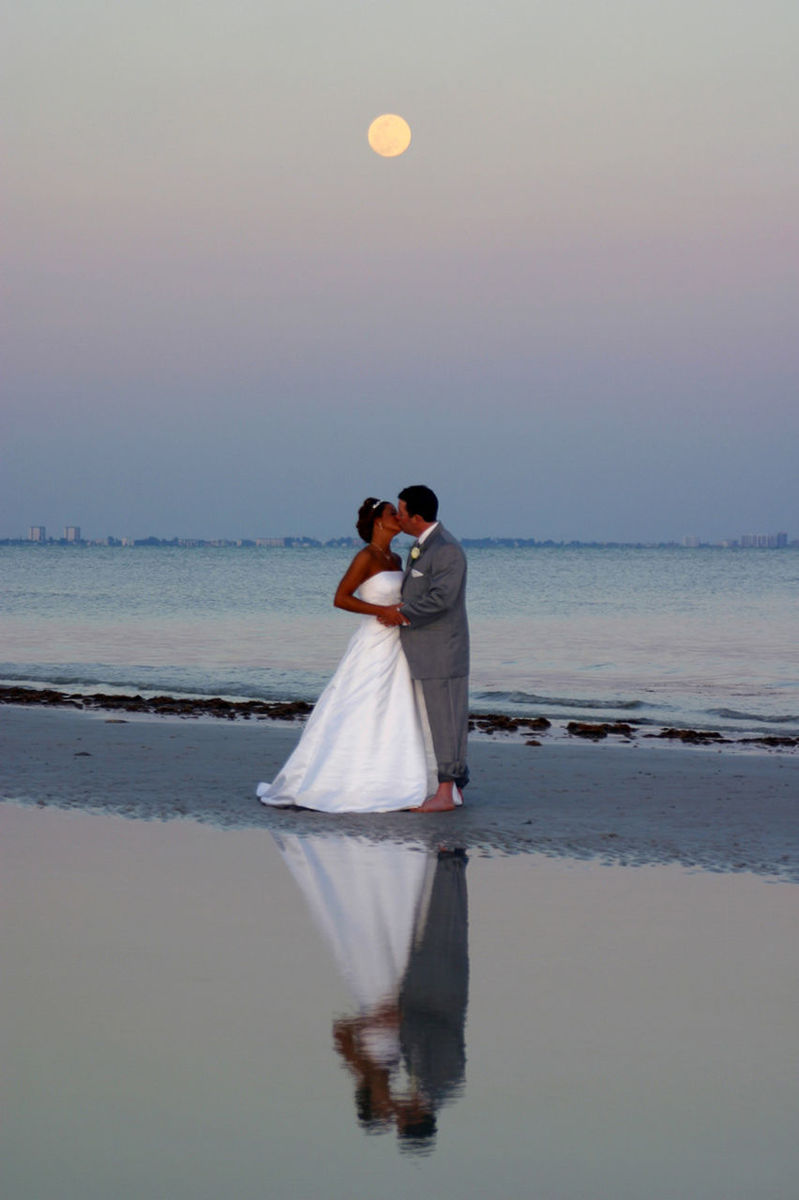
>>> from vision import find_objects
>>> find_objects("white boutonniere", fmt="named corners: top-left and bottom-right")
top-left (410, 546), bottom-right (421, 560)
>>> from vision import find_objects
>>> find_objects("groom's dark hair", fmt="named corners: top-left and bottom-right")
top-left (399, 485), bottom-right (438, 522)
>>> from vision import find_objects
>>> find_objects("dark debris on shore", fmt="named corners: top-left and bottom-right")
top-left (561, 719), bottom-right (798, 749)
top-left (2, 685), bottom-right (797, 750)
top-left (0, 685), bottom-right (312, 722)
top-left (469, 713), bottom-right (551, 734)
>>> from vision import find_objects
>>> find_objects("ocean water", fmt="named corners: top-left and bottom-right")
top-left (1, 544), bottom-right (798, 737)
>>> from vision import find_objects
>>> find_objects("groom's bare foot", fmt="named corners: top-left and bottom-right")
top-left (410, 782), bottom-right (459, 813)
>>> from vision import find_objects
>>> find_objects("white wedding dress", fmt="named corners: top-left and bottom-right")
top-left (257, 571), bottom-right (437, 812)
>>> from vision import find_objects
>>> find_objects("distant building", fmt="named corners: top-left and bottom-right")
top-left (28, 525), bottom-right (46, 542)
top-left (741, 532), bottom-right (789, 548)
top-left (682, 536), bottom-right (700, 548)
top-left (64, 526), bottom-right (81, 542)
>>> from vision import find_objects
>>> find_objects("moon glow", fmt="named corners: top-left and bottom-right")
top-left (367, 114), bottom-right (412, 158)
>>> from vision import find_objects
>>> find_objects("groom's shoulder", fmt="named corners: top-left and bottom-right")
top-left (434, 525), bottom-right (466, 553)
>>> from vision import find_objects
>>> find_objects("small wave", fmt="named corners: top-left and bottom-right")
top-left (474, 689), bottom-right (652, 712)
top-left (0, 663), bottom-right (322, 705)
top-left (708, 708), bottom-right (799, 724)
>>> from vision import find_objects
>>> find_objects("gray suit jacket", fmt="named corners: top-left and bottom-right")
top-left (399, 524), bottom-right (469, 680)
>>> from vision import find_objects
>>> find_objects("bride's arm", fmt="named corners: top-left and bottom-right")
top-left (333, 550), bottom-right (399, 617)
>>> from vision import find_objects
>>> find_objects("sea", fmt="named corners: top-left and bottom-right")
top-left (1, 543), bottom-right (797, 739)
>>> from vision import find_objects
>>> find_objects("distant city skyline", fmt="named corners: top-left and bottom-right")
top-left (4, 522), bottom-right (795, 549)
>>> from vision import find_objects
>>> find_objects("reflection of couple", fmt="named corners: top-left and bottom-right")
top-left (273, 832), bottom-right (469, 1151)
top-left (257, 485), bottom-right (469, 813)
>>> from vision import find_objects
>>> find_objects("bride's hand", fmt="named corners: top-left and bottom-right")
top-left (377, 605), bottom-right (408, 627)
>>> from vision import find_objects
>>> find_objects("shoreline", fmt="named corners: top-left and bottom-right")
top-left (2, 684), bottom-right (797, 752)
top-left (2, 702), bottom-right (798, 882)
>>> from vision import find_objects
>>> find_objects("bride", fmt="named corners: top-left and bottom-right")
top-left (256, 497), bottom-right (439, 812)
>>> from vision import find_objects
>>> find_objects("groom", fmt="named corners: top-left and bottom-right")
top-left (378, 485), bottom-right (469, 812)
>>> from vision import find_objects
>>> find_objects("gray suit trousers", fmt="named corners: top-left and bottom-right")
top-left (416, 677), bottom-right (469, 788)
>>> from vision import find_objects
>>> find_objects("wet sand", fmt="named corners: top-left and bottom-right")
top-left (4, 707), bottom-right (799, 1198)
top-left (2, 703), bottom-right (797, 879)
top-left (4, 801), bottom-right (798, 1200)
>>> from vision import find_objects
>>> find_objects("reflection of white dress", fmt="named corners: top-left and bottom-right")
top-left (257, 571), bottom-right (435, 812)
top-left (272, 832), bottom-right (433, 1010)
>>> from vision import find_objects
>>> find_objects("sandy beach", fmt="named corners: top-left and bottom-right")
top-left (4, 702), bottom-right (799, 1199)
top-left (2, 702), bottom-right (797, 879)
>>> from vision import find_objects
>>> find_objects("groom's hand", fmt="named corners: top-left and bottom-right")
top-left (377, 605), bottom-right (409, 627)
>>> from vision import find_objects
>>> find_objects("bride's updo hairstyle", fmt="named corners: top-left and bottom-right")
top-left (356, 497), bottom-right (389, 543)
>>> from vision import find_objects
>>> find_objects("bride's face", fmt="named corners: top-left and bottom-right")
top-left (378, 504), bottom-right (402, 538)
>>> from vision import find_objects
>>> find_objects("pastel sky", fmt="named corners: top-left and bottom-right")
top-left (3, 0), bottom-right (797, 541)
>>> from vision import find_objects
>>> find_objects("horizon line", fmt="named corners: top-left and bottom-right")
top-left (3, 533), bottom-right (795, 549)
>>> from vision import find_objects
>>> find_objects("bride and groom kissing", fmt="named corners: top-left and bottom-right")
top-left (257, 485), bottom-right (469, 814)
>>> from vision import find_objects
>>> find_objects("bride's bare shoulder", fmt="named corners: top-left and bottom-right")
top-left (337, 546), bottom-right (380, 589)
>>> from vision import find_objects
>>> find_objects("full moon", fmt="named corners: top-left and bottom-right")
top-left (367, 114), bottom-right (412, 158)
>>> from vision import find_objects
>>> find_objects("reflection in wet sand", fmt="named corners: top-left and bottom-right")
top-left (272, 832), bottom-right (469, 1153)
